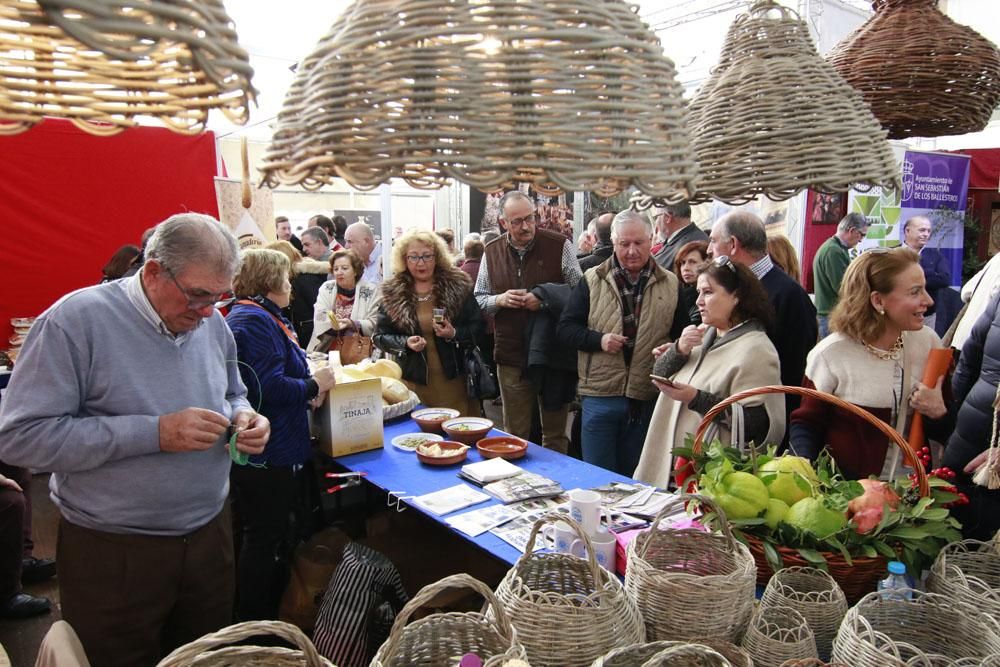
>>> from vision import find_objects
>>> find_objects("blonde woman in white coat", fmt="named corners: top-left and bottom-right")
top-left (307, 249), bottom-right (381, 353)
top-left (633, 256), bottom-right (786, 488)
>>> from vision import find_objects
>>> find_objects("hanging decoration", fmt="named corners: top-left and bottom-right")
top-left (684, 1), bottom-right (899, 206)
top-left (258, 0), bottom-right (697, 200)
top-left (827, 0), bottom-right (1000, 140)
top-left (0, 0), bottom-right (256, 136)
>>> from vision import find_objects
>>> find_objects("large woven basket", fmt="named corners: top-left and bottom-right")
top-left (832, 589), bottom-right (1000, 666)
top-left (685, 0), bottom-right (898, 205)
top-left (258, 0), bottom-right (697, 199)
top-left (691, 384), bottom-right (931, 604)
top-left (493, 513), bottom-right (644, 667)
top-left (370, 573), bottom-right (525, 667)
top-left (640, 644), bottom-right (733, 667)
top-left (827, 0), bottom-right (1000, 139)
top-left (155, 620), bottom-right (334, 667)
top-left (0, 0), bottom-right (255, 136)
top-left (760, 566), bottom-right (848, 661)
top-left (625, 494), bottom-right (756, 643)
top-left (778, 660), bottom-right (850, 667)
top-left (593, 640), bottom-right (749, 667)
top-left (741, 607), bottom-right (818, 666)
top-left (926, 537), bottom-right (1000, 620)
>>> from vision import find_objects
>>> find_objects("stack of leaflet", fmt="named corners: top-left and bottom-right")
top-left (459, 457), bottom-right (523, 485)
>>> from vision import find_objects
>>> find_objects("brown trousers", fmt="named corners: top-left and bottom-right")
top-left (57, 507), bottom-right (234, 667)
top-left (497, 364), bottom-right (569, 453)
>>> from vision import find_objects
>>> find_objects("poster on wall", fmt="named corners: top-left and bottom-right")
top-left (849, 150), bottom-right (969, 287)
top-left (215, 178), bottom-right (274, 249)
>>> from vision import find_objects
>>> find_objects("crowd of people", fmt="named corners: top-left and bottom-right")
top-left (0, 195), bottom-right (996, 665)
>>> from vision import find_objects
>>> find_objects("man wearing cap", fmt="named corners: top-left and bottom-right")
top-left (651, 202), bottom-right (708, 270)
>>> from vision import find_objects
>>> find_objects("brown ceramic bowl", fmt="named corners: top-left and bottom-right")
top-left (477, 436), bottom-right (528, 460)
top-left (441, 417), bottom-right (494, 445)
top-left (415, 440), bottom-right (469, 466)
top-left (412, 407), bottom-right (461, 433)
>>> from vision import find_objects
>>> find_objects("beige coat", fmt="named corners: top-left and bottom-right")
top-left (577, 262), bottom-right (678, 401)
top-left (633, 324), bottom-right (786, 487)
top-left (306, 280), bottom-right (381, 352)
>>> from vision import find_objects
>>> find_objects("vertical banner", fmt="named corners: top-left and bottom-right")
top-left (898, 150), bottom-right (970, 287)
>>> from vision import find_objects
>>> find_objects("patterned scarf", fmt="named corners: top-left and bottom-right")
top-left (610, 254), bottom-right (653, 366)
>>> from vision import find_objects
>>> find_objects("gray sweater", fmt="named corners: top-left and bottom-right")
top-left (0, 279), bottom-right (250, 535)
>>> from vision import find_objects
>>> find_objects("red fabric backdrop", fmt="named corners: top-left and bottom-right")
top-left (950, 148), bottom-right (1000, 190)
top-left (0, 119), bottom-right (219, 344)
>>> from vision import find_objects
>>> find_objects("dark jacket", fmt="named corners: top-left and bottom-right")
top-left (678, 282), bottom-right (702, 326)
top-left (526, 283), bottom-right (577, 410)
top-left (578, 242), bottom-right (614, 273)
top-left (653, 223), bottom-right (709, 271)
top-left (761, 264), bottom-right (817, 425)
top-left (372, 269), bottom-right (483, 385)
top-left (290, 258), bottom-right (330, 347)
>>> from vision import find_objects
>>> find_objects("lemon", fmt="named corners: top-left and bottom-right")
top-left (783, 497), bottom-right (847, 540)
top-left (702, 471), bottom-right (770, 520)
top-left (757, 456), bottom-right (818, 507)
top-left (763, 498), bottom-right (789, 530)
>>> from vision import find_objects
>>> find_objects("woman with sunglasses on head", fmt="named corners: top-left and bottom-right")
top-left (225, 249), bottom-right (336, 621)
top-left (373, 230), bottom-right (483, 414)
top-left (673, 240), bottom-right (709, 326)
top-left (789, 247), bottom-right (947, 480)
top-left (634, 257), bottom-right (786, 488)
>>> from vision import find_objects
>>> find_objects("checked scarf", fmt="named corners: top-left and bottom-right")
top-left (610, 254), bottom-right (653, 366)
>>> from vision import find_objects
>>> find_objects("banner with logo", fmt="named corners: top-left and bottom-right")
top-left (850, 149), bottom-right (969, 287)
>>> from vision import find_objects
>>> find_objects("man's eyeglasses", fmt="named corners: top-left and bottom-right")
top-left (713, 255), bottom-right (738, 273)
top-left (405, 253), bottom-right (435, 264)
top-left (505, 213), bottom-right (538, 229)
top-left (166, 268), bottom-right (235, 310)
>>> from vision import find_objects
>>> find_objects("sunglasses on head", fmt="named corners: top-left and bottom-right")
top-left (712, 255), bottom-right (737, 272)
top-left (865, 246), bottom-right (893, 255)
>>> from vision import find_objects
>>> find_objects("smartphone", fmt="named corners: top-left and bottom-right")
top-left (650, 374), bottom-right (676, 386)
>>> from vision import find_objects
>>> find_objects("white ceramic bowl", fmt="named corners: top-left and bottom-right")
top-left (391, 432), bottom-right (443, 452)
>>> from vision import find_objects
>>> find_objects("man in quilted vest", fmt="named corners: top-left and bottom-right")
top-left (474, 191), bottom-right (582, 453)
top-left (557, 210), bottom-right (687, 475)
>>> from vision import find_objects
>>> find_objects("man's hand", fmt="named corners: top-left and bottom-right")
top-left (601, 333), bottom-right (628, 353)
top-left (406, 335), bottom-right (427, 352)
top-left (159, 408), bottom-right (230, 452)
top-left (231, 410), bottom-right (270, 456)
top-left (521, 293), bottom-right (543, 311)
top-left (497, 289), bottom-right (528, 309)
top-left (0, 474), bottom-right (22, 493)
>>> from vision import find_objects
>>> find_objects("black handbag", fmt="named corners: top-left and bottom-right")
top-left (464, 345), bottom-right (499, 401)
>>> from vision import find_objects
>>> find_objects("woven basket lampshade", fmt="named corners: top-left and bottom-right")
top-left (828, 0), bottom-right (1000, 139)
top-left (259, 0), bottom-right (698, 199)
top-left (0, 0), bottom-right (256, 136)
top-left (685, 0), bottom-right (899, 206)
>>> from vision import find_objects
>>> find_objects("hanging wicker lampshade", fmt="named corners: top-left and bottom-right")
top-left (686, 1), bottom-right (899, 206)
top-left (259, 0), bottom-right (697, 199)
top-left (827, 0), bottom-right (1000, 139)
top-left (0, 0), bottom-right (256, 136)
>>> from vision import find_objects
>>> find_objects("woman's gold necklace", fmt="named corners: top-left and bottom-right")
top-left (864, 333), bottom-right (904, 360)
top-left (415, 290), bottom-right (433, 303)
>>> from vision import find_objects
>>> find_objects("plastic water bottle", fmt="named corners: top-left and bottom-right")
top-left (878, 561), bottom-right (914, 601)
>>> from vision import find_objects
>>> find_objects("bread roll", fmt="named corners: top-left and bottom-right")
top-left (380, 377), bottom-right (410, 404)
top-left (369, 359), bottom-right (403, 380)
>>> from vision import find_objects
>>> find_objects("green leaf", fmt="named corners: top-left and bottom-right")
top-left (911, 497), bottom-right (934, 517)
top-left (796, 548), bottom-right (829, 568)
top-left (827, 536), bottom-right (853, 565)
top-left (873, 540), bottom-right (897, 559)
top-left (860, 544), bottom-right (878, 558)
top-left (794, 473), bottom-right (814, 494)
top-left (886, 526), bottom-right (931, 540)
top-left (919, 508), bottom-right (950, 522)
top-left (731, 518), bottom-right (767, 527)
top-left (763, 540), bottom-right (784, 574)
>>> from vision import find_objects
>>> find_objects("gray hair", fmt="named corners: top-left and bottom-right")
top-left (718, 211), bottom-right (767, 256)
top-left (498, 191), bottom-right (534, 218)
top-left (611, 210), bottom-right (652, 241)
top-left (145, 213), bottom-right (240, 277)
top-left (903, 214), bottom-right (930, 232)
top-left (345, 221), bottom-right (374, 240)
top-left (838, 212), bottom-right (869, 233)
top-left (301, 226), bottom-right (330, 246)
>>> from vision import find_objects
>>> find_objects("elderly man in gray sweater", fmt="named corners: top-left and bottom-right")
top-left (0, 214), bottom-right (270, 667)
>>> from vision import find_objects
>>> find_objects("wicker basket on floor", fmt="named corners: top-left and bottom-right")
top-left (760, 566), bottom-right (848, 660)
top-left (625, 494), bottom-right (756, 643)
top-left (155, 620), bottom-right (334, 667)
top-left (690, 384), bottom-right (930, 605)
top-left (741, 607), bottom-right (818, 666)
top-left (779, 660), bottom-right (850, 667)
top-left (832, 589), bottom-right (1000, 666)
top-left (493, 513), bottom-right (644, 667)
top-left (593, 640), bottom-right (748, 667)
top-left (926, 537), bottom-right (1000, 619)
top-left (827, 0), bottom-right (1000, 139)
top-left (639, 644), bottom-right (733, 667)
top-left (370, 573), bottom-right (525, 667)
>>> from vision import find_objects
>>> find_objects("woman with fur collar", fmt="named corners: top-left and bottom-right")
top-left (373, 230), bottom-right (483, 414)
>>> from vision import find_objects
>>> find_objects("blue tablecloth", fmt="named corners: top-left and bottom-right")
top-left (333, 415), bottom-right (638, 566)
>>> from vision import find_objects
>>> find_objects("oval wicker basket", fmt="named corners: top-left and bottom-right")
top-left (593, 639), bottom-right (749, 667)
top-left (832, 589), bottom-right (1000, 666)
top-left (155, 620), bottom-right (333, 667)
top-left (926, 537), bottom-right (1000, 621)
top-left (370, 573), bottom-right (525, 667)
top-left (779, 660), bottom-right (851, 667)
top-left (760, 566), bottom-right (848, 661)
top-left (691, 384), bottom-right (930, 604)
top-left (624, 494), bottom-right (756, 643)
top-left (741, 606), bottom-right (818, 666)
top-left (640, 643), bottom-right (733, 667)
top-left (493, 513), bottom-right (645, 667)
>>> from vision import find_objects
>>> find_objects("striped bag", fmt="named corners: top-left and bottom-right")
top-left (312, 542), bottom-right (408, 667)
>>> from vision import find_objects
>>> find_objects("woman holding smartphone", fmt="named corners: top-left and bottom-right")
top-left (633, 256), bottom-right (785, 488)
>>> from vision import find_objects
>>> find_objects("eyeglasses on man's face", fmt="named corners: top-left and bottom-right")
top-left (505, 213), bottom-right (538, 229)
top-left (405, 253), bottom-right (435, 264)
top-left (166, 268), bottom-right (235, 310)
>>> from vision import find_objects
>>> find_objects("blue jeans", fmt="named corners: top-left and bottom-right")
top-left (817, 315), bottom-right (830, 339)
top-left (580, 396), bottom-right (655, 476)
